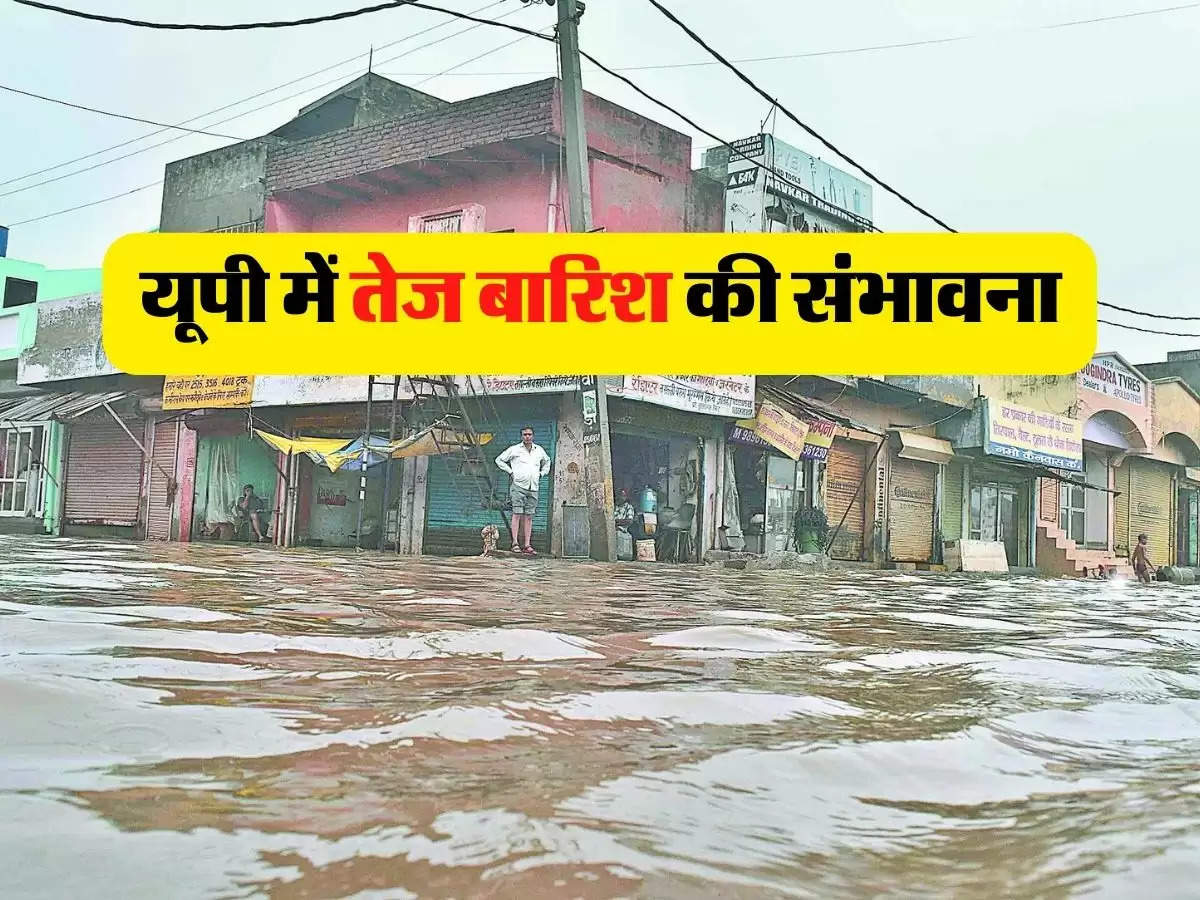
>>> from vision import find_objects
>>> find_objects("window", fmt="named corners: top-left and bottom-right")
top-left (418, 211), bottom-right (463, 233)
top-left (209, 221), bottom-right (258, 234)
top-left (3, 277), bottom-right (37, 309)
top-left (0, 425), bottom-right (47, 517)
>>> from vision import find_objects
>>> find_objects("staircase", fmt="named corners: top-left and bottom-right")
top-left (1036, 522), bottom-right (1135, 578)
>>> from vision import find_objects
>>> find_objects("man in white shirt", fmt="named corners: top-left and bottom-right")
top-left (495, 426), bottom-right (552, 554)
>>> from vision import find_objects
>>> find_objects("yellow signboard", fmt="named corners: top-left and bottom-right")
top-left (753, 400), bottom-right (810, 460)
top-left (162, 375), bottom-right (254, 410)
top-left (103, 232), bottom-right (1097, 375)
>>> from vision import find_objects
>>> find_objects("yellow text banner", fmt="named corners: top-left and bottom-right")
top-left (103, 233), bottom-right (1097, 375)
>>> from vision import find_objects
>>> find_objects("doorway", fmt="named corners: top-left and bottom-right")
top-left (1179, 488), bottom-right (1199, 567)
top-left (1083, 451), bottom-right (1109, 549)
top-left (970, 482), bottom-right (1018, 565)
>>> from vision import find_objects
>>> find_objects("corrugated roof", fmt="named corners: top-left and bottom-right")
top-left (0, 391), bottom-right (131, 423)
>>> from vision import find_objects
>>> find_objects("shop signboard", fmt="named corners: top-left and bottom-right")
top-left (1077, 354), bottom-right (1151, 444)
top-left (458, 375), bottom-right (579, 395)
top-left (163, 375), bottom-right (254, 410)
top-left (614, 375), bottom-right (755, 419)
top-left (983, 398), bottom-right (1083, 472)
top-left (728, 410), bottom-right (835, 460)
top-left (714, 133), bottom-right (873, 234)
top-left (753, 400), bottom-right (809, 460)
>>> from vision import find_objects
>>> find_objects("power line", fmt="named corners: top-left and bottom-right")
top-left (0, 2), bottom-right (523, 200)
top-left (0, 83), bottom-right (250, 141)
top-left (0, 0), bottom-right (508, 190)
top-left (6, 2), bottom-right (876, 232)
top-left (377, 0), bottom-right (1200, 77)
top-left (12, 0), bottom-right (426, 30)
top-left (6, 181), bottom-right (163, 226)
top-left (1099, 300), bottom-right (1200, 321)
top-left (642, 0), bottom-right (955, 233)
top-left (1099, 318), bottom-right (1200, 338)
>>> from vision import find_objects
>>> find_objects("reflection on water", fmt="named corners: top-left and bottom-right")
top-left (3, 535), bottom-right (1200, 898)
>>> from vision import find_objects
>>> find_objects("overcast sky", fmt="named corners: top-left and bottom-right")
top-left (1, 0), bottom-right (1197, 366)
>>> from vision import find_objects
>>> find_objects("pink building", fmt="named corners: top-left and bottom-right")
top-left (264, 78), bottom-right (722, 235)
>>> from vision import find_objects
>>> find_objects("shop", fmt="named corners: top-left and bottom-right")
top-left (962, 463), bottom-right (1034, 567)
top-left (62, 401), bottom-right (147, 536)
top-left (0, 414), bottom-right (58, 533)
top-left (1113, 455), bottom-right (1175, 562)
top-left (887, 431), bottom-right (955, 564)
top-left (1180, 471), bottom-right (1200, 567)
top-left (825, 433), bottom-right (879, 561)
top-left (723, 408), bottom-right (835, 554)
top-left (190, 415), bottom-right (283, 543)
top-left (421, 394), bottom-right (559, 556)
top-left (609, 397), bottom-right (717, 562)
top-left (1073, 354), bottom-right (1155, 557)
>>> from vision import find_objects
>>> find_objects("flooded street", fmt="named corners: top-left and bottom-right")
top-left (4, 536), bottom-right (1200, 898)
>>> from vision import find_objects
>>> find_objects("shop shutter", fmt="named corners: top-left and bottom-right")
top-left (424, 416), bottom-right (557, 555)
top-left (1129, 457), bottom-right (1173, 562)
top-left (1038, 477), bottom-right (1059, 524)
top-left (826, 438), bottom-right (868, 560)
top-left (146, 420), bottom-right (179, 541)
top-left (1113, 461), bottom-right (1131, 557)
top-left (941, 461), bottom-right (964, 542)
top-left (889, 453), bottom-right (936, 562)
top-left (64, 413), bottom-right (143, 527)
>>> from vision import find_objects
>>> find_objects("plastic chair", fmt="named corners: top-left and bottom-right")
top-left (657, 502), bottom-right (695, 563)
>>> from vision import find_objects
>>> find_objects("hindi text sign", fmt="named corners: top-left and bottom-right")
top-left (984, 398), bottom-right (1082, 472)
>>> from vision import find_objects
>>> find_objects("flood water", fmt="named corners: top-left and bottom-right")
top-left (3, 535), bottom-right (1200, 898)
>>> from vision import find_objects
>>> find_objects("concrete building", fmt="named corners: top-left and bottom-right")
top-left (159, 74), bottom-right (446, 234)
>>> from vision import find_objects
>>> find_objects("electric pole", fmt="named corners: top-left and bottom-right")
top-left (550, 0), bottom-right (614, 560)
top-left (555, 0), bottom-right (593, 232)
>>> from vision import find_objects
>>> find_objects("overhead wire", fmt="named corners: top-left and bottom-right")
top-left (12, 0), bottom-right (428, 31)
top-left (0, 1), bottom-right (521, 200)
top-left (0, 84), bottom-right (250, 141)
top-left (0, 0), bottom-right (508, 189)
top-left (1099, 319), bottom-right (1200, 338)
top-left (1098, 300), bottom-right (1200, 321)
top-left (642, 0), bottom-right (955, 232)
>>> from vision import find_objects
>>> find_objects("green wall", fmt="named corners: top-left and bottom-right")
top-left (192, 433), bottom-right (279, 536)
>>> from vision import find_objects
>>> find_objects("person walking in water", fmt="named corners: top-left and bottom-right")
top-left (1132, 532), bottom-right (1155, 584)
top-left (495, 426), bottom-right (551, 555)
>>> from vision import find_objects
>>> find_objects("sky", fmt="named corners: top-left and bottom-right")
top-left (1, 0), bottom-right (1198, 367)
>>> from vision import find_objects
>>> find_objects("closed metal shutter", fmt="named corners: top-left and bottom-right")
top-left (941, 460), bottom-right (964, 541)
top-left (1114, 461), bottom-right (1131, 557)
top-left (889, 453), bottom-right (936, 562)
top-left (64, 413), bottom-right (143, 526)
top-left (1129, 457), bottom-right (1173, 562)
top-left (1039, 477), bottom-right (1059, 524)
top-left (826, 438), bottom-right (868, 560)
top-left (146, 419), bottom-right (179, 541)
top-left (424, 417), bottom-right (557, 555)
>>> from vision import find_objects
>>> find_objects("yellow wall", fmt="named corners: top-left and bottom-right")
top-left (973, 375), bottom-right (1078, 416)
top-left (1150, 379), bottom-right (1200, 463)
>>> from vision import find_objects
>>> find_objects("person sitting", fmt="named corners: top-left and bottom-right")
top-left (236, 484), bottom-right (266, 542)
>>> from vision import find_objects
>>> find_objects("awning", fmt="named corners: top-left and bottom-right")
top-left (254, 424), bottom-right (493, 473)
top-left (760, 384), bottom-right (882, 436)
top-left (893, 430), bottom-right (955, 464)
top-left (0, 390), bottom-right (131, 424)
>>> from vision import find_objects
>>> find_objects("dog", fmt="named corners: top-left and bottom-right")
top-left (480, 524), bottom-right (500, 557)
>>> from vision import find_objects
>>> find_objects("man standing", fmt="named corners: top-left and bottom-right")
top-left (495, 426), bottom-right (551, 555)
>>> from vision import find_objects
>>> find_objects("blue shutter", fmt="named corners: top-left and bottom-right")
top-left (423, 411), bottom-right (557, 555)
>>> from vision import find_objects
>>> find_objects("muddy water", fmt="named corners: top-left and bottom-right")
top-left (3, 536), bottom-right (1200, 898)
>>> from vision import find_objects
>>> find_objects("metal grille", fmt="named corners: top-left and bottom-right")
top-left (418, 212), bottom-right (463, 233)
top-left (0, 425), bottom-right (46, 516)
top-left (889, 454), bottom-right (937, 562)
top-left (64, 414), bottom-right (143, 526)
top-left (209, 221), bottom-right (258, 234)
top-left (826, 438), bottom-right (868, 560)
